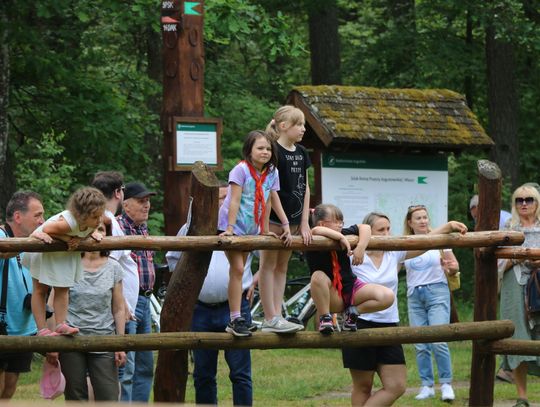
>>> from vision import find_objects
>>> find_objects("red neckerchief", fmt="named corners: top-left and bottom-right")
top-left (243, 160), bottom-right (269, 233)
top-left (330, 251), bottom-right (343, 298)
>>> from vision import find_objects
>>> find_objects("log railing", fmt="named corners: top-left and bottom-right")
top-left (0, 230), bottom-right (525, 253)
top-left (0, 321), bottom-right (514, 353)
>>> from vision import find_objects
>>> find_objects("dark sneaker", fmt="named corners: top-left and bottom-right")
top-left (342, 308), bottom-right (358, 332)
top-left (226, 317), bottom-right (252, 337)
top-left (318, 314), bottom-right (334, 335)
top-left (246, 320), bottom-right (258, 332)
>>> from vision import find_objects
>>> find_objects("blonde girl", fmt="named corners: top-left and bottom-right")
top-left (29, 187), bottom-right (107, 336)
top-left (258, 105), bottom-right (312, 333)
top-left (218, 130), bottom-right (291, 337)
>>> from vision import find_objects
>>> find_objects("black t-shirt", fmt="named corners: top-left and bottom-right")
top-left (270, 143), bottom-right (311, 225)
top-left (305, 225), bottom-right (359, 298)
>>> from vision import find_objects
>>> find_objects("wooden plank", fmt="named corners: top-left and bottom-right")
top-left (0, 321), bottom-right (514, 353)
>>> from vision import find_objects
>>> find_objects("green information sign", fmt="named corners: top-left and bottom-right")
top-left (184, 1), bottom-right (201, 16)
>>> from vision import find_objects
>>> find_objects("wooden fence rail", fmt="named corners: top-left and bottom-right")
top-left (0, 230), bottom-right (524, 253)
top-left (480, 339), bottom-right (540, 356)
top-left (0, 321), bottom-right (514, 353)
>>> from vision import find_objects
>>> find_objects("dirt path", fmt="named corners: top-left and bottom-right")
top-left (311, 381), bottom-right (539, 406)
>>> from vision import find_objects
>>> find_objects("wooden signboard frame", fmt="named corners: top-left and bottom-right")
top-left (173, 116), bottom-right (222, 171)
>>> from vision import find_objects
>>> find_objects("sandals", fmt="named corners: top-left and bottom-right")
top-left (37, 328), bottom-right (60, 337)
top-left (54, 322), bottom-right (79, 336)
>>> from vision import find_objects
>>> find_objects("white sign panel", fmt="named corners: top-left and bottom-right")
top-left (176, 123), bottom-right (218, 166)
top-left (321, 153), bottom-right (448, 232)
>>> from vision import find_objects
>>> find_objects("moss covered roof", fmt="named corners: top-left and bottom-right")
top-left (287, 85), bottom-right (493, 149)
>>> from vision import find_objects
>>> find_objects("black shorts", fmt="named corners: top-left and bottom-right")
top-left (342, 319), bottom-right (405, 371)
top-left (0, 352), bottom-right (33, 373)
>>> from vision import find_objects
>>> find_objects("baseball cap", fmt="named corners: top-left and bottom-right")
top-left (40, 360), bottom-right (66, 400)
top-left (124, 182), bottom-right (157, 200)
top-left (469, 195), bottom-right (479, 209)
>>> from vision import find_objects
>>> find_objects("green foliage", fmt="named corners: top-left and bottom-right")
top-left (14, 131), bottom-right (76, 216)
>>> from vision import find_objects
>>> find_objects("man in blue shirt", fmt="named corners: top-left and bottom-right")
top-left (0, 191), bottom-right (45, 399)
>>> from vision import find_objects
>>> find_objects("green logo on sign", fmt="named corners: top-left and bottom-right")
top-left (184, 1), bottom-right (201, 15)
top-left (417, 176), bottom-right (428, 184)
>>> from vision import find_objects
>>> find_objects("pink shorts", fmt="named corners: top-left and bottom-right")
top-left (342, 278), bottom-right (367, 307)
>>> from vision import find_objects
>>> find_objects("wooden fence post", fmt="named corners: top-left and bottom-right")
top-left (469, 160), bottom-right (501, 406)
top-left (154, 161), bottom-right (218, 402)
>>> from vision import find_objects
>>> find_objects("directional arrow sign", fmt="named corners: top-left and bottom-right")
top-left (184, 1), bottom-right (201, 15)
top-left (418, 176), bottom-right (428, 184)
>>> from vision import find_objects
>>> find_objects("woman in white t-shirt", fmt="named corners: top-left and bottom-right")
top-left (403, 205), bottom-right (461, 402)
top-left (342, 212), bottom-right (466, 406)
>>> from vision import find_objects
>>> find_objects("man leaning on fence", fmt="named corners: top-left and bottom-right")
top-left (0, 191), bottom-right (45, 399)
top-left (117, 182), bottom-right (157, 402)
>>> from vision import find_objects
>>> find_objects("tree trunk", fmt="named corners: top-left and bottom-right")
top-left (485, 24), bottom-right (519, 188)
top-left (464, 6), bottom-right (474, 108)
top-left (153, 162), bottom-right (219, 402)
top-left (0, 5), bottom-right (10, 215)
top-left (307, 0), bottom-right (341, 85)
top-left (385, 0), bottom-right (417, 87)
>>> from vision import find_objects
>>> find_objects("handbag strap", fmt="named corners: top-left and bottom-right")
top-left (0, 226), bottom-right (10, 316)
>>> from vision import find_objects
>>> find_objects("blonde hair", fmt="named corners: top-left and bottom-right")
top-left (510, 185), bottom-right (540, 227)
top-left (67, 187), bottom-right (107, 224)
top-left (266, 105), bottom-right (305, 141)
top-left (362, 212), bottom-right (390, 229)
top-left (403, 205), bottom-right (431, 235)
top-left (312, 204), bottom-right (343, 225)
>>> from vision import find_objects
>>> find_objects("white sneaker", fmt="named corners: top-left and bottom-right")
top-left (261, 316), bottom-right (302, 333)
top-left (441, 383), bottom-right (455, 402)
top-left (415, 385), bottom-right (435, 400)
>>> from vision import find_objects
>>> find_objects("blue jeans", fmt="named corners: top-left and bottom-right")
top-left (120, 295), bottom-right (154, 402)
top-left (407, 282), bottom-right (453, 386)
top-left (191, 295), bottom-right (252, 406)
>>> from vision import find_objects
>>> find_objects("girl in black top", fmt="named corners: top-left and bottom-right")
top-left (306, 204), bottom-right (394, 334)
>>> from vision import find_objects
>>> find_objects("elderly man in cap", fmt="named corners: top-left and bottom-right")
top-left (117, 182), bottom-right (157, 402)
top-left (469, 194), bottom-right (511, 231)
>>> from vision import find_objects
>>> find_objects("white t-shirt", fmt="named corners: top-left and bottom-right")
top-left (166, 224), bottom-right (253, 303)
top-left (350, 251), bottom-right (407, 323)
top-left (403, 249), bottom-right (450, 296)
top-left (105, 210), bottom-right (139, 314)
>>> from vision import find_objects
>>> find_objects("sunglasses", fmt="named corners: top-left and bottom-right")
top-left (515, 197), bottom-right (536, 205)
top-left (408, 204), bottom-right (426, 211)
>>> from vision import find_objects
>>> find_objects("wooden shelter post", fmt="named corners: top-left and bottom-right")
top-left (153, 162), bottom-right (219, 402)
top-left (469, 160), bottom-right (502, 406)
top-left (161, 0), bottom-right (205, 236)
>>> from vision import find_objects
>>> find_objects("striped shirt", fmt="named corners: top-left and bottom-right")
top-left (117, 214), bottom-right (155, 291)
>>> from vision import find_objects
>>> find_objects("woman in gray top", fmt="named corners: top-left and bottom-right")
top-left (499, 185), bottom-right (540, 407)
top-left (47, 222), bottom-right (126, 401)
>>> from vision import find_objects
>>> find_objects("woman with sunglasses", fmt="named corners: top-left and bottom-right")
top-left (499, 185), bottom-right (540, 407)
top-left (402, 205), bottom-right (463, 402)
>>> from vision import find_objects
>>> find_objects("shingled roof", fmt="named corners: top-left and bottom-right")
top-left (286, 85), bottom-right (493, 150)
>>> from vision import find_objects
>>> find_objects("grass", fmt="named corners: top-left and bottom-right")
top-left (13, 335), bottom-right (540, 405)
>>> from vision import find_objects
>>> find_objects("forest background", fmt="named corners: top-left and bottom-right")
top-left (1, 0), bottom-right (539, 304)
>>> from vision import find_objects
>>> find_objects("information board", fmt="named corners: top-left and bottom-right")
top-left (321, 153), bottom-right (448, 231)
top-left (174, 117), bottom-right (222, 170)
